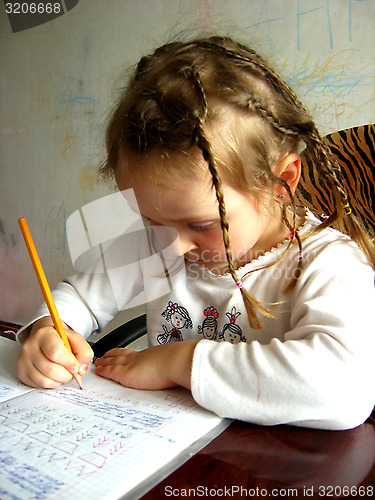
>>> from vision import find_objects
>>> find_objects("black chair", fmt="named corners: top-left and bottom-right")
top-left (91, 313), bottom-right (147, 358)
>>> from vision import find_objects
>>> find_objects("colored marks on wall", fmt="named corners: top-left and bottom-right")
top-left (55, 79), bottom-right (100, 164)
top-left (283, 49), bottom-right (374, 132)
top-left (240, 1), bottom-right (374, 132)
top-left (44, 202), bottom-right (67, 255)
top-left (243, 0), bottom-right (372, 51)
top-left (178, 0), bottom-right (215, 29)
top-left (78, 166), bottom-right (99, 192)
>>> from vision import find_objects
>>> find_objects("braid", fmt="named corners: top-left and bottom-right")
top-left (246, 95), bottom-right (300, 137)
top-left (189, 70), bottom-right (274, 329)
top-left (195, 37), bottom-right (312, 120)
top-left (194, 122), bottom-right (273, 329)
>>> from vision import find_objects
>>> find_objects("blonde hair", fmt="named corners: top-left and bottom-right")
top-left (101, 36), bottom-right (375, 329)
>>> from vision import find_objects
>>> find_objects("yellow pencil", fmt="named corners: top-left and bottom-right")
top-left (18, 217), bottom-right (82, 389)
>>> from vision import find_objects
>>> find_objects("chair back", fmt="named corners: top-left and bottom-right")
top-left (298, 124), bottom-right (375, 236)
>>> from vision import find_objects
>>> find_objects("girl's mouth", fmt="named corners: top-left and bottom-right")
top-left (185, 254), bottom-right (202, 262)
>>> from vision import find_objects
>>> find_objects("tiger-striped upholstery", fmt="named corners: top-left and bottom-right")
top-left (299, 124), bottom-right (375, 425)
top-left (298, 124), bottom-right (375, 237)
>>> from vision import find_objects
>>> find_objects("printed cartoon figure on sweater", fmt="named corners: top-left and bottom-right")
top-left (220, 307), bottom-right (246, 344)
top-left (198, 307), bottom-right (219, 340)
top-left (157, 301), bottom-right (193, 344)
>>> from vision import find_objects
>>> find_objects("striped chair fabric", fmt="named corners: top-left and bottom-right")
top-left (299, 124), bottom-right (375, 425)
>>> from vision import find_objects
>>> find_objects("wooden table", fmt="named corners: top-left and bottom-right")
top-left (144, 420), bottom-right (375, 498)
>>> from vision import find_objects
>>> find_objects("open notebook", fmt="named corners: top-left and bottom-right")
top-left (0, 337), bottom-right (228, 500)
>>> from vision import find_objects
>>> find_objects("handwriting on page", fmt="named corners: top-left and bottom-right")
top-left (0, 382), bottom-right (221, 500)
top-left (0, 383), bottom-right (33, 403)
top-left (0, 338), bottom-right (34, 403)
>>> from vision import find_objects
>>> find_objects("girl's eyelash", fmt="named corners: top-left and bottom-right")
top-left (146, 218), bottom-right (218, 232)
top-left (188, 221), bottom-right (217, 232)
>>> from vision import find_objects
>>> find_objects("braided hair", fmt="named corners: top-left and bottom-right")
top-left (101, 36), bottom-right (375, 329)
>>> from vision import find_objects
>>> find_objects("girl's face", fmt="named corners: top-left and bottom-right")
top-left (115, 153), bottom-right (288, 274)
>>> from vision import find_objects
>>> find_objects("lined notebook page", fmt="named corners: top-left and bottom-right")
top-left (0, 338), bottom-right (225, 500)
top-left (0, 337), bottom-right (33, 402)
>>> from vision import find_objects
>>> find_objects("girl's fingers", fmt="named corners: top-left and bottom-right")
top-left (95, 354), bottom-right (131, 367)
top-left (95, 364), bottom-right (128, 385)
top-left (35, 328), bottom-right (91, 376)
top-left (18, 341), bottom-right (77, 388)
top-left (67, 330), bottom-right (94, 368)
top-left (18, 318), bottom-right (93, 389)
top-left (19, 358), bottom-right (71, 389)
top-left (99, 348), bottom-right (134, 359)
top-left (36, 355), bottom-right (76, 383)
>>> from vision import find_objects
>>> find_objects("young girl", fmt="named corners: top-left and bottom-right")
top-left (17, 36), bottom-right (375, 430)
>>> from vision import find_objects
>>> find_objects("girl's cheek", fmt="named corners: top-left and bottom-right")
top-left (203, 235), bottom-right (227, 258)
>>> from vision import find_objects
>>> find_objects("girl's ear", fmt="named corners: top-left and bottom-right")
top-left (273, 153), bottom-right (301, 200)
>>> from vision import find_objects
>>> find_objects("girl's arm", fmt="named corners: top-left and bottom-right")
top-left (189, 243), bottom-right (375, 430)
top-left (95, 341), bottom-right (198, 390)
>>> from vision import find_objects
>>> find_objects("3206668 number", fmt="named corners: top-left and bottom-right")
top-left (5, 3), bottom-right (61, 14)
top-left (319, 485), bottom-right (373, 497)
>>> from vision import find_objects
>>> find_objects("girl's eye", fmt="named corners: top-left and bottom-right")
top-left (188, 221), bottom-right (218, 232)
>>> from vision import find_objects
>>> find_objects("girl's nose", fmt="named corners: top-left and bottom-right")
top-left (151, 224), bottom-right (198, 256)
top-left (179, 234), bottom-right (198, 256)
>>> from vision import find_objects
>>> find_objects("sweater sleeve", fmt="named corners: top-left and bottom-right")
top-left (191, 240), bottom-right (375, 430)
top-left (17, 225), bottom-right (152, 343)
top-left (17, 260), bottom-right (144, 343)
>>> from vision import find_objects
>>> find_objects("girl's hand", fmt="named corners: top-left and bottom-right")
top-left (17, 317), bottom-right (93, 389)
top-left (94, 342), bottom-right (198, 391)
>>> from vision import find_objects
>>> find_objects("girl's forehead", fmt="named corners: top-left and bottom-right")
top-left (124, 148), bottom-right (211, 183)
top-left (116, 151), bottom-right (216, 202)
top-left (130, 173), bottom-right (219, 222)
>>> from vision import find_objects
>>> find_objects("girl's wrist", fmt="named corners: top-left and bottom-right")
top-left (163, 341), bottom-right (198, 390)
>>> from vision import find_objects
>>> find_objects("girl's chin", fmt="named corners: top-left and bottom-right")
top-left (184, 253), bottom-right (225, 264)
